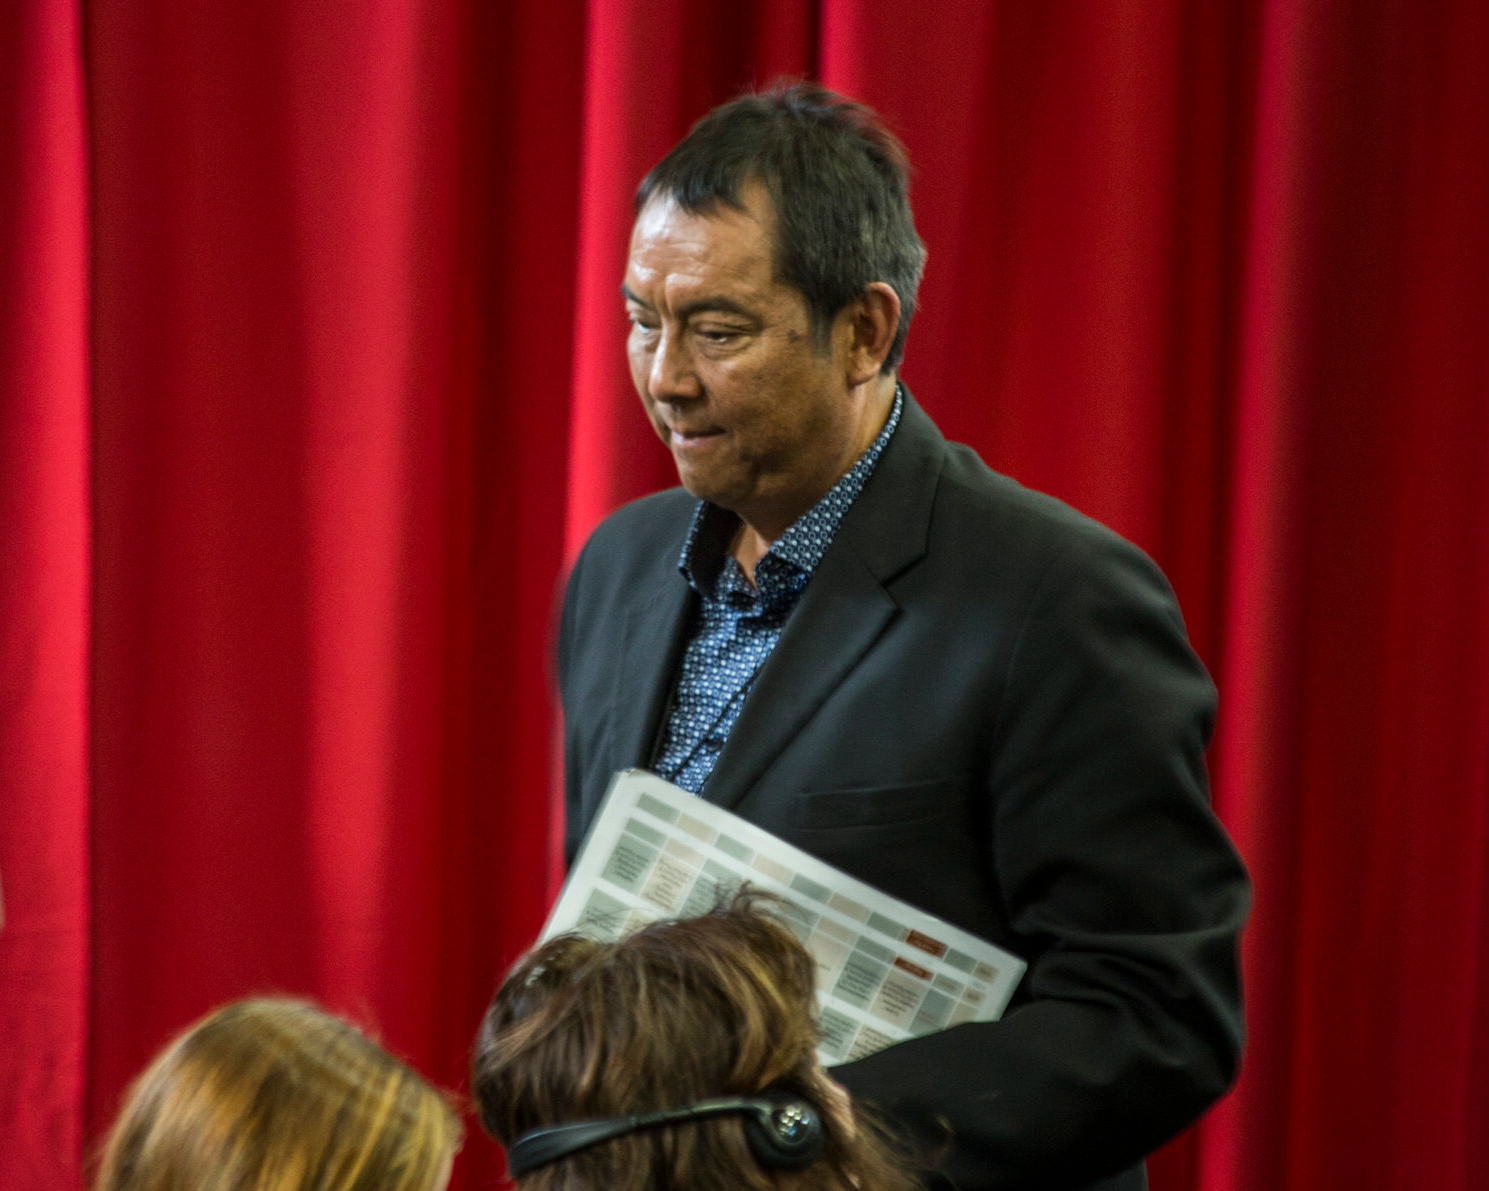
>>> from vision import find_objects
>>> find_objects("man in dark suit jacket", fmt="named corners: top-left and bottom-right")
top-left (558, 82), bottom-right (1249, 1191)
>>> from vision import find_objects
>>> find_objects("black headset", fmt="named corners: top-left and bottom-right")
top-left (505, 1094), bottom-right (826, 1176)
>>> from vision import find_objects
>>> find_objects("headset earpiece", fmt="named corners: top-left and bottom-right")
top-left (740, 1097), bottom-right (826, 1170)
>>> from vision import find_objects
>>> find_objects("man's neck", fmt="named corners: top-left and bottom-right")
top-left (730, 522), bottom-right (774, 586)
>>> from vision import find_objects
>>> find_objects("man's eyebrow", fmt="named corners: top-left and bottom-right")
top-left (620, 285), bottom-right (756, 322)
top-left (678, 296), bottom-right (756, 321)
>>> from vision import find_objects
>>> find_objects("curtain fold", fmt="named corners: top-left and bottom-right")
top-left (1, 3), bottom-right (1485, 1190)
top-left (0, 1), bottom-right (91, 1187)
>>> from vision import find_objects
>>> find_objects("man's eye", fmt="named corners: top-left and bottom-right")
top-left (697, 328), bottom-right (741, 345)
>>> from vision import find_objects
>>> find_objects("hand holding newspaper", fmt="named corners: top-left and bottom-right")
top-left (543, 770), bottom-right (1027, 1066)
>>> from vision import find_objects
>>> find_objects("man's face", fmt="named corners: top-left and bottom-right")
top-left (623, 184), bottom-right (866, 538)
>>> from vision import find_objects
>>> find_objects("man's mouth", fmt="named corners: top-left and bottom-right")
top-left (668, 425), bottom-right (725, 447)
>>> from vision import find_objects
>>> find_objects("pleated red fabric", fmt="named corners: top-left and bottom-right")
top-left (1, 2), bottom-right (90, 1187)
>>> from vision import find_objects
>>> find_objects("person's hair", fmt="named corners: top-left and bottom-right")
top-left (93, 997), bottom-right (462, 1191)
top-left (636, 80), bottom-right (927, 371)
top-left (471, 893), bottom-right (923, 1191)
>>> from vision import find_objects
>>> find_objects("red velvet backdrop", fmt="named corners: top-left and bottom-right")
top-left (3, 3), bottom-right (1486, 1190)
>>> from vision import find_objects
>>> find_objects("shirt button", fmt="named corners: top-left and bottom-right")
top-left (703, 737), bottom-right (724, 753)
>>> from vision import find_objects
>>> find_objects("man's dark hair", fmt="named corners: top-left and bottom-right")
top-left (636, 81), bottom-right (927, 371)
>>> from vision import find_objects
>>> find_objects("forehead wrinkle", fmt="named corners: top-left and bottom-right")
top-left (621, 283), bottom-right (752, 318)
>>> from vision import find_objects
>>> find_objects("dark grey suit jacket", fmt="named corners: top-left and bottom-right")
top-left (558, 393), bottom-right (1249, 1191)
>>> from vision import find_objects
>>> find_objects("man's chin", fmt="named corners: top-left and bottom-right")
top-left (675, 470), bottom-right (746, 512)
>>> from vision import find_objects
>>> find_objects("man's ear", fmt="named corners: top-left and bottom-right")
top-left (843, 282), bottom-right (902, 387)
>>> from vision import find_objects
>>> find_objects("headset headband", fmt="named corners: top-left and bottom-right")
top-left (505, 1095), bottom-right (824, 1176)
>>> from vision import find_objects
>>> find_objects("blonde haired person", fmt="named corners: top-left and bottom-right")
top-left (95, 997), bottom-right (461, 1191)
top-left (471, 894), bottom-right (924, 1191)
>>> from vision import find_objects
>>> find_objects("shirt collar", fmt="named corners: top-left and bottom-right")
top-left (677, 385), bottom-right (904, 596)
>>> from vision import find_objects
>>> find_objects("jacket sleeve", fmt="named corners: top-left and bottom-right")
top-left (832, 530), bottom-right (1250, 1191)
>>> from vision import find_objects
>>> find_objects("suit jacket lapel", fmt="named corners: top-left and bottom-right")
top-left (611, 552), bottom-right (695, 777)
top-left (701, 391), bottom-right (945, 811)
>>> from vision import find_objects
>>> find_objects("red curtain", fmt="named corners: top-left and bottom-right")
top-left (3, 3), bottom-right (1486, 1190)
top-left (1, 0), bottom-right (90, 1185)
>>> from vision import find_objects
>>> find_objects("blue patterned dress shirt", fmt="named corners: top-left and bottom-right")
top-left (653, 387), bottom-right (904, 793)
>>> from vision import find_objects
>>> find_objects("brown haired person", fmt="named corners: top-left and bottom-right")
top-left (558, 80), bottom-right (1250, 1190)
top-left (471, 896), bottom-right (923, 1191)
top-left (94, 997), bottom-right (461, 1191)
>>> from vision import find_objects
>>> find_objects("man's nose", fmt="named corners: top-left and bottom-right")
top-left (649, 329), bottom-right (702, 401)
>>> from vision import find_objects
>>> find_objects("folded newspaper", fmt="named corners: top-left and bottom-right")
top-left (543, 769), bottom-right (1026, 1066)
